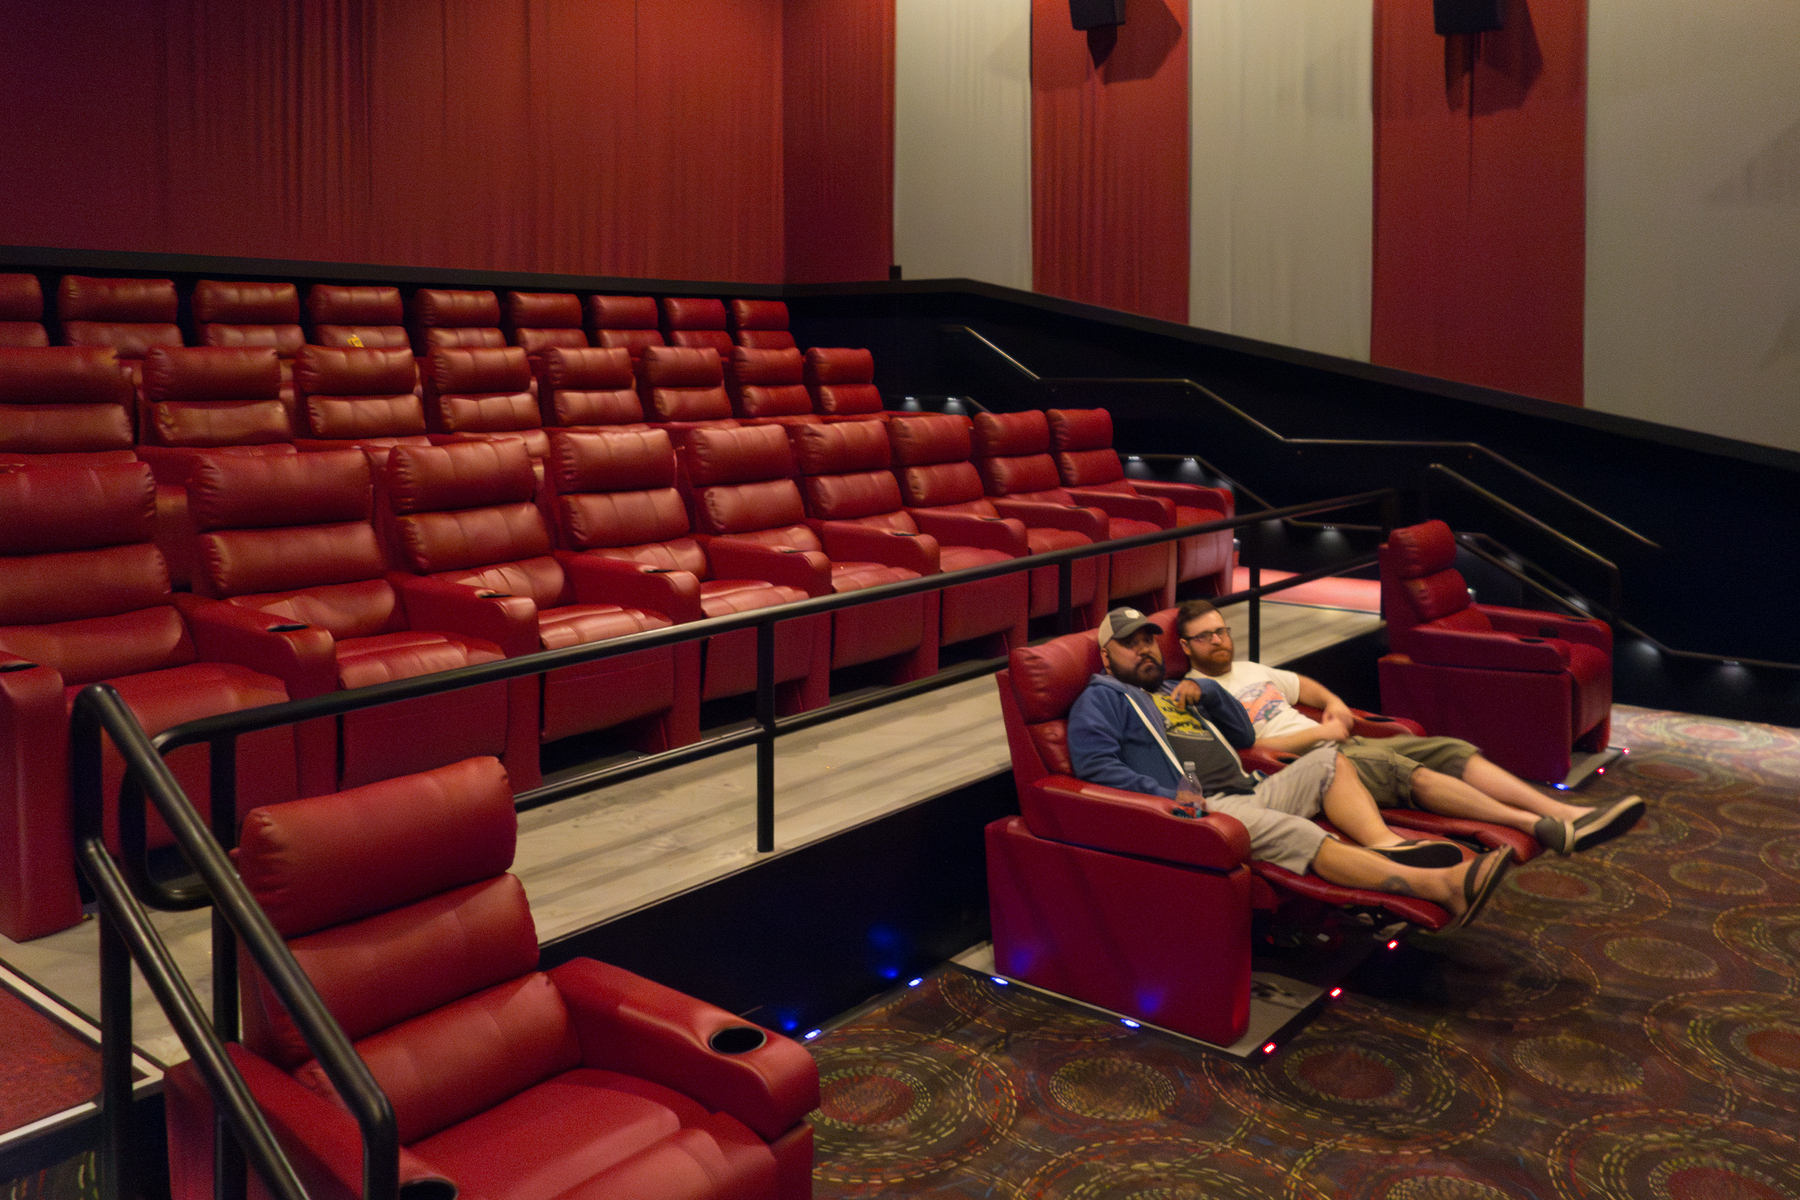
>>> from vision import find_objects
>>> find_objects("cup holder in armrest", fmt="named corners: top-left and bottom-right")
top-left (708, 1026), bottom-right (768, 1054)
top-left (268, 623), bottom-right (309, 632)
top-left (1517, 636), bottom-right (1545, 643)
top-left (1, 660), bottom-right (40, 672)
top-left (477, 591), bottom-right (511, 599)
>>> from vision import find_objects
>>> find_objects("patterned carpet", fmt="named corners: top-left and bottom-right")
top-left (807, 705), bottom-right (1800, 1198)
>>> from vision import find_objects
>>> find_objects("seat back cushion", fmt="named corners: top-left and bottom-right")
top-left (1046, 407), bottom-right (1113, 452)
top-left (193, 281), bottom-right (304, 357)
top-left (505, 291), bottom-right (583, 331)
top-left (414, 289), bottom-right (502, 330)
top-left (1380, 520), bottom-right (1482, 632)
top-left (541, 347), bottom-right (644, 427)
top-left (1008, 635), bottom-right (1103, 775)
top-left (977, 450), bottom-right (1064, 498)
top-left (972, 409), bottom-right (1050, 457)
top-left (794, 422), bottom-right (907, 521)
top-left (295, 346), bottom-right (425, 439)
top-left (307, 284), bottom-right (405, 327)
top-left (661, 297), bottom-right (727, 333)
top-left (727, 347), bottom-right (811, 418)
top-left (586, 295), bottom-right (659, 331)
top-left (428, 347), bottom-right (538, 434)
top-left (0, 346), bottom-right (136, 453)
top-left (803, 347), bottom-right (882, 416)
top-left (141, 347), bottom-right (290, 447)
top-left (637, 346), bottom-right (729, 422)
top-left (549, 429), bottom-right (695, 560)
top-left (0, 273), bottom-right (43, 321)
top-left (728, 299), bottom-right (788, 333)
top-left (385, 442), bottom-right (558, 600)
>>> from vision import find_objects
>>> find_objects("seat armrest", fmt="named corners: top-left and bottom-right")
top-left (1129, 479), bottom-right (1234, 516)
top-left (1026, 777), bottom-right (1249, 871)
top-left (557, 552), bottom-right (704, 623)
top-left (550, 958), bottom-right (820, 1140)
top-left (1476, 604), bottom-right (1612, 651)
top-left (907, 508), bottom-right (1029, 556)
top-left (1406, 623), bottom-right (1569, 672)
top-left (1066, 488), bottom-right (1176, 527)
top-left (812, 521), bottom-right (940, 575)
top-left (389, 574), bottom-right (539, 657)
top-left (175, 595), bottom-right (337, 694)
top-left (195, 1046), bottom-right (452, 1200)
top-left (1293, 702), bottom-right (1424, 738)
top-left (704, 537), bottom-right (834, 597)
top-left (990, 499), bottom-right (1107, 542)
top-left (1239, 747), bottom-right (1296, 774)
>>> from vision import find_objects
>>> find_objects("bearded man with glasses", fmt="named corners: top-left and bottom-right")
top-left (1164, 599), bottom-right (1643, 856)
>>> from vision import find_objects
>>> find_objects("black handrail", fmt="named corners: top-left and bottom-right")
top-left (72, 685), bottom-right (400, 1200)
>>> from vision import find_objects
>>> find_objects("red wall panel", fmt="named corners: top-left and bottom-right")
top-left (1030, 0), bottom-right (1190, 325)
top-left (783, 0), bottom-right (895, 284)
top-left (0, 0), bottom-right (787, 284)
top-left (1371, 0), bottom-right (1587, 405)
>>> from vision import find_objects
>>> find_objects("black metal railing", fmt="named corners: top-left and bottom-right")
top-left (76, 484), bottom-right (1404, 1200)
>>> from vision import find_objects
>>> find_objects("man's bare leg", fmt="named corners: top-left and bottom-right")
top-left (1408, 758), bottom-right (1592, 831)
top-left (1317, 753), bottom-right (1418, 849)
top-left (1311, 840), bottom-right (1508, 922)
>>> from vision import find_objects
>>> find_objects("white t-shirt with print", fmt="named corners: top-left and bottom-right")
top-left (1186, 661), bottom-right (1319, 743)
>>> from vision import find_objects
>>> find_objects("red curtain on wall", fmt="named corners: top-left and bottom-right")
top-left (1030, 0), bottom-right (1190, 325)
top-left (783, 0), bottom-right (895, 284)
top-left (1371, 0), bottom-right (1587, 405)
top-left (0, 0), bottom-right (787, 283)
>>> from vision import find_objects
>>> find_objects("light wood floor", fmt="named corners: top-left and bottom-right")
top-left (0, 599), bottom-right (1381, 1069)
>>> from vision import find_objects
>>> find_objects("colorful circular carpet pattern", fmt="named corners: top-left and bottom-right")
top-left (808, 706), bottom-right (1800, 1198)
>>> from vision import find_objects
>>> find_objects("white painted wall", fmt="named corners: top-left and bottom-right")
top-left (893, 0), bottom-right (1034, 289)
top-left (1188, 0), bottom-right (1373, 361)
top-left (1586, 0), bottom-right (1800, 453)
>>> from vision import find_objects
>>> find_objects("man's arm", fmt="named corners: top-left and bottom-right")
top-left (1294, 674), bottom-right (1358, 732)
top-left (1169, 670), bottom-right (1350, 751)
top-left (1068, 687), bottom-right (1180, 800)
top-left (1183, 677), bottom-right (1256, 750)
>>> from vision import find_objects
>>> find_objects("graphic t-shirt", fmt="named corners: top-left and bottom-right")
top-left (1188, 661), bottom-right (1321, 744)
top-left (1151, 692), bottom-right (1256, 796)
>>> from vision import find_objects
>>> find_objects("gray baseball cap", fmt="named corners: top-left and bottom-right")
top-left (1096, 607), bottom-right (1161, 646)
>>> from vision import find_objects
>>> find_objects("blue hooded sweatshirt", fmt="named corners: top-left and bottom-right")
top-left (1067, 671), bottom-right (1255, 799)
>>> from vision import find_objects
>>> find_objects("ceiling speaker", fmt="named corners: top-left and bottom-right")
top-left (1070, 0), bottom-right (1126, 32)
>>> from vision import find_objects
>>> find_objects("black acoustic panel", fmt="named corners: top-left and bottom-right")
top-left (1434, 0), bottom-right (1506, 34)
top-left (1070, 0), bottom-right (1126, 32)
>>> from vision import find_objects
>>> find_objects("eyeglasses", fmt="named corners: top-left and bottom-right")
top-left (1182, 627), bottom-right (1232, 643)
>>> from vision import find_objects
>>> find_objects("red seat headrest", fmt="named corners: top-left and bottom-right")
top-left (685, 423), bottom-right (794, 486)
top-left (973, 409), bottom-right (1050, 456)
top-left (143, 346), bottom-right (282, 403)
top-left (1008, 635), bottom-right (1103, 725)
top-left (430, 346), bottom-right (532, 394)
top-left (729, 346), bottom-right (804, 387)
top-left (307, 284), bottom-right (403, 326)
top-left (793, 419), bottom-right (891, 476)
top-left (0, 346), bottom-right (132, 405)
top-left (729, 299), bottom-right (789, 332)
top-left (662, 297), bottom-right (727, 331)
top-left (587, 295), bottom-right (658, 330)
top-left (193, 280), bottom-right (301, 325)
top-left (1385, 520), bottom-right (1458, 578)
top-left (541, 345), bottom-right (634, 391)
top-left (548, 427), bottom-right (676, 493)
top-left (0, 273), bottom-right (43, 321)
top-left (236, 757), bottom-right (519, 940)
top-left (889, 413), bottom-right (973, 467)
top-left (386, 440), bottom-right (537, 514)
top-left (1047, 407), bottom-right (1113, 452)
top-left (505, 291), bottom-right (581, 330)
top-left (804, 347), bottom-right (874, 386)
top-left (296, 345), bottom-right (418, 396)
top-left (190, 449), bottom-right (372, 531)
top-left (414, 289), bottom-right (501, 329)
top-left (637, 344), bottom-right (724, 388)
top-left (0, 461), bottom-right (154, 555)
top-left (57, 275), bottom-right (178, 323)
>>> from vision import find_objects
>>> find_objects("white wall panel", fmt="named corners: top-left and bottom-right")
top-left (1586, 0), bottom-right (1800, 452)
top-left (1188, 0), bottom-right (1372, 361)
top-left (893, 0), bottom-right (1032, 288)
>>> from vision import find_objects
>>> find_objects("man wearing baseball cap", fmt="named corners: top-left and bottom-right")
top-left (1066, 608), bottom-right (1512, 928)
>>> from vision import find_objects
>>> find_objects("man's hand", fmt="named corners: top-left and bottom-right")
top-left (1315, 715), bottom-right (1353, 743)
top-left (1321, 696), bottom-right (1358, 733)
top-left (1168, 678), bottom-right (1202, 708)
top-left (1174, 788), bottom-right (1208, 817)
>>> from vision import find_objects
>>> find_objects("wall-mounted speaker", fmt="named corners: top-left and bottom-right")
top-left (1434, 0), bottom-right (1506, 35)
top-left (1070, 0), bottom-right (1126, 32)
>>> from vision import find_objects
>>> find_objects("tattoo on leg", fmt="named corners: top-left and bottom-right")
top-left (1378, 874), bottom-right (1417, 897)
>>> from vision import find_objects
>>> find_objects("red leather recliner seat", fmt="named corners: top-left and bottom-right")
top-left (1048, 407), bottom-right (1236, 596)
top-left (802, 348), bottom-right (887, 423)
top-left (1379, 519), bottom-right (1613, 782)
top-left (546, 427), bottom-right (827, 713)
top-left (0, 462), bottom-right (297, 941)
top-left (0, 346), bottom-right (140, 469)
top-left (586, 295), bottom-right (665, 362)
top-left (164, 756), bottom-right (818, 1200)
top-left (0, 273), bottom-right (49, 348)
top-left (535, 346), bottom-right (651, 433)
top-left (682, 423), bottom-right (937, 685)
top-left (889, 412), bottom-right (1105, 628)
top-left (381, 439), bottom-right (702, 780)
top-left (192, 280), bottom-right (306, 414)
top-left (793, 419), bottom-right (1028, 656)
top-left (636, 345), bottom-right (741, 439)
top-left (972, 409), bottom-right (1175, 608)
top-left (504, 291), bottom-right (589, 371)
top-left (56, 275), bottom-right (184, 395)
top-left (306, 284), bottom-right (411, 351)
top-left (177, 449), bottom-right (519, 796)
top-left (291, 344), bottom-right (430, 457)
top-left (422, 346), bottom-right (550, 465)
top-left (661, 297), bottom-right (735, 363)
top-left (730, 299), bottom-right (796, 352)
top-left (410, 288), bottom-right (507, 356)
top-left (726, 347), bottom-right (819, 429)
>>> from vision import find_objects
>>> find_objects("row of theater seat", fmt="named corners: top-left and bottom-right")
top-left (0, 271), bottom-right (796, 396)
top-left (0, 407), bottom-right (1234, 942)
